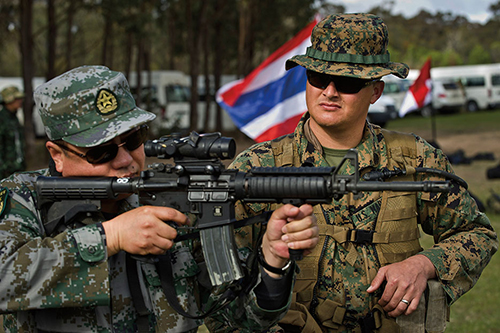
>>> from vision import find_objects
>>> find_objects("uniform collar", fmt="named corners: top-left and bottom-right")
top-left (293, 112), bottom-right (381, 172)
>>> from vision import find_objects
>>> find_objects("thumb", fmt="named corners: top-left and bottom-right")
top-left (367, 269), bottom-right (386, 293)
top-left (271, 204), bottom-right (299, 222)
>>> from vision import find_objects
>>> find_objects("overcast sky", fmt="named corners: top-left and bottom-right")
top-left (341, 0), bottom-right (495, 24)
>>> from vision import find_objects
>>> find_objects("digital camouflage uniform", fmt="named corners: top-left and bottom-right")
top-left (0, 86), bottom-right (26, 179)
top-left (229, 13), bottom-right (498, 333)
top-left (0, 66), bottom-right (290, 332)
top-left (230, 113), bottom-right (498, 332)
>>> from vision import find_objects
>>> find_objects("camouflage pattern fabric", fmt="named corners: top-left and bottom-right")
top-left (0, 169), bottom-right (290, 332)
top-left (229, 112), bottom-right (498, 332)
top-left (286, 13), bottom-right (409, 79)
top-left (34, 65), bottom-right (156, 147)
top-left (0, 105), bottom-right (25, 179)
top-left (0, 86), bottom-right (24, 104)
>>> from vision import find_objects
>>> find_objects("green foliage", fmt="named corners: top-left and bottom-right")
top-left (468, 44), bottom-right (493, 64)
top-left (4, 0), bottom-right (500, 78)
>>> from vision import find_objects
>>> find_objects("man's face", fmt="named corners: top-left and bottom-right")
top-left (6, 98), bottom-right (23, 112)
top-left (48, 127), bottom-right (146, 179)
top-left (305, 71), bottom-right (384, 134)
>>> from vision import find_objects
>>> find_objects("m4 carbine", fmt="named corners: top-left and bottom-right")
top-left (36, 132), bottom-right (452, 288)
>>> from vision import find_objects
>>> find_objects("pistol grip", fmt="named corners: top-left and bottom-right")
top-left (289, 248), bottom-right (303, 261)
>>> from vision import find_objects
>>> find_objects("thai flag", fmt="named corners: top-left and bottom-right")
top-left (216, 17), bottom-right (319, 142)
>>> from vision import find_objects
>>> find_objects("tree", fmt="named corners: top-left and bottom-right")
top-left (468, 44), bottom-right (492, 64)
top-left (186, 0), bottom-right (208, 131)
top-left (489, 1), bottom-right (500, 20)
top-left (20, 0), bottom-right (37, 168)
top-left (46, 0), bottom-right (56, 80)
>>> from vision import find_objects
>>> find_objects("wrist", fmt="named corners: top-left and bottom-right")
top-left (257, 245), bottom-right (292, 276)
top-left (101, 220), bottom-right (119, 257)
top-left (414, 254), bottom-right (437, 279)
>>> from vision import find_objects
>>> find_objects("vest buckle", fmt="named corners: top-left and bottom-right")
top-left (347, 229), bottom-right (374, 244)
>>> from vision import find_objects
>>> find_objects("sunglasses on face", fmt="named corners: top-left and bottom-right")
top-left (306, 70), bottom-right (379, 94)
top-left (53, 124), bottom-right (149, 164)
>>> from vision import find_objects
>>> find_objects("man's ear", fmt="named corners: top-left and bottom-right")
top-left (46, 141), bottom-right (65, 173)
top-left (370, 80), bottom-right (385, 104)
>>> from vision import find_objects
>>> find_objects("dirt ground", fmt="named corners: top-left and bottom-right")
top-left (428, 131), bottom-right (500, 205)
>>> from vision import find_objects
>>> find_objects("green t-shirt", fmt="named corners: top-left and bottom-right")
top-left (322, 146), bottom-right (350, 168)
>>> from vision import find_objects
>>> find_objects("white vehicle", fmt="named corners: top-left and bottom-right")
top-left (128, 70), bottom-right (192, 134)
top-left (430, 78), bottom-right (466, 114)
top-left (381, 75), bottom-right (412, 111)
top-left (382, 71), bottom-right (466, 115)
top-left (367, 94), bottom-right (398, 127)
top-left (128, 71), bottom-right (237, 135)
top-left (431, 63), bottom-right (500, 112)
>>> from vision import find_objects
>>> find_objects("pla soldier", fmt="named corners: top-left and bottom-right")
top-left (0, 86), bottom-right (25, 179)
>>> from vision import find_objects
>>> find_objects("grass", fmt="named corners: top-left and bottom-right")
top-left (385, 109), bottom-right (500, 135)
top-left (388, 110), bottom-right (500, 332)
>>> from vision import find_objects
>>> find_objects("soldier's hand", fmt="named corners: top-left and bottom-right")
top-left (367, 254), bottom-right (437, 317)
top-left (261, 204), bottom-right (318, 277)
top-left (102, 206), bottom-right (189, 257)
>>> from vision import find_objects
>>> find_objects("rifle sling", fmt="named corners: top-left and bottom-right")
top-left (155, 251), bottom-right (238, 320)
top-left (126, 253), bottom-right (151, 332)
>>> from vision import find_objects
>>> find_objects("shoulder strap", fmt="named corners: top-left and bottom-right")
top-left (380, 129), bottom-right (419, 167)
top-left (270, 135), bottom-right (298, 167)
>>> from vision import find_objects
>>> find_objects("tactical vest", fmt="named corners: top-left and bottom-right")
top-left (254, 129), bottom-right (448, 333)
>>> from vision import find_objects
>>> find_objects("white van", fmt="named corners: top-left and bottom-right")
top-left (383, 71), bottom-right (466, 116)
top-left (431, 63), bottom-right (500, 112)
top-left (381, 75), bottom-right (412, 111)
top-left (367, 94), bottom-right (398, 127)
top-left (128, 70), bottom-right (191, 135)
top-left (128, 71), bottom-right (237, 135)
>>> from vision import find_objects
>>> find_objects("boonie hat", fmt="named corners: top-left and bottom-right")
top-left (1, 86), bottom-right (24, 104)
top-left (35, 65), bottom-right (156, 147)
top-left (286, 13), bottom-right (409, 79)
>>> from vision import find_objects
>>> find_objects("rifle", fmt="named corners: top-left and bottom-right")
top-left (36, 131), bottom-right (452, 288)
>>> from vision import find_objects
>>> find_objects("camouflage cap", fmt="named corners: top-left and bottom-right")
top-left (34, 65), bottom-right (156, 147)
top-left (1, 86), bottom-right (24, 104)
top-left (286, 13), bottom-right (409, 79)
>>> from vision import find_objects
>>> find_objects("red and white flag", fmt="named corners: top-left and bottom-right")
top-left (399, 58), bottom-right (432, 117)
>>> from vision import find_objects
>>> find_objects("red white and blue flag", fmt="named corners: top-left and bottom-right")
top-left (216, 17), bottom-right (320, 142)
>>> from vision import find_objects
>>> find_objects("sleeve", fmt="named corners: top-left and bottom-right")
top-left (415, 139), bottom-right (498, 304)
top-left (0, 184), bottom-right (110, 312)
top-left (203, 267), bottom-right (294, 332)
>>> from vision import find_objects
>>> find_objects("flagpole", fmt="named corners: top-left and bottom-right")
top-left (431, 107), bottom-right (437, 145)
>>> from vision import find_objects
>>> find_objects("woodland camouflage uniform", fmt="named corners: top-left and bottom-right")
top-left (0, 66), bottom-right (290, 332)
top-left (229, 13), bottom-right (498, 332)
top-left (230, 113), bottom-right (497, 332)
top-left (0, 86), bottom-right (26, 179)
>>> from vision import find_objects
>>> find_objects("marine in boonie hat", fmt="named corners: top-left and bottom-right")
top-left (286, 13), bottom-right (409, 79)
top-left (1, 86), bottom-right (24, 104)
top-left (34, 65), bottom-right (156, 147)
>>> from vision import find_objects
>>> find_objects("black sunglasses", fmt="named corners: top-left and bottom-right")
top-left (53, 125), bottom-right (149, 164)
top-left (306, 70), bottom-right (379, 94)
